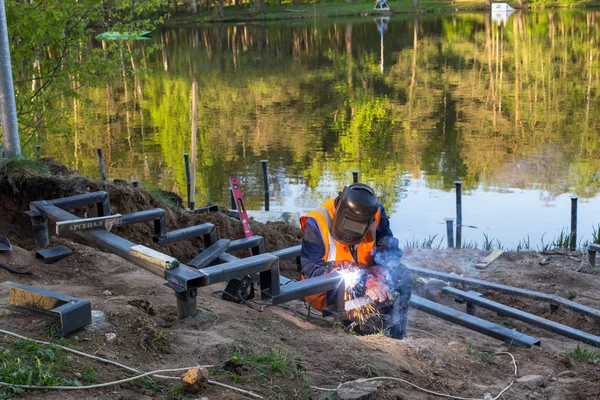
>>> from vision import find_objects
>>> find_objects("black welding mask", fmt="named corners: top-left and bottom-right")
top-left (331, 184), bottom-right (380, 246)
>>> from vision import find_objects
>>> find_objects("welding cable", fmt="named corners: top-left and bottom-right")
top-left (311, 352), bottom-right (519, 400)
top-left (0, 328), bottom-right (263, 399)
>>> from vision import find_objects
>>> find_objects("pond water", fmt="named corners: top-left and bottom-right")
top-left (42, 10), bottom-right (600, 249)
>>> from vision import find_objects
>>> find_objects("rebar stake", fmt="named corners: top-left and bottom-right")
top-left (260, 160), bottom-right (270, 211)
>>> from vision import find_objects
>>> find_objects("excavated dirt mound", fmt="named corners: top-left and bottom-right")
top-left (0, 158), bottom-right (301, 274)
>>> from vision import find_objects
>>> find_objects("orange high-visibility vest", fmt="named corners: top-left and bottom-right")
top-left (300, 198), bottom-right (381, 311)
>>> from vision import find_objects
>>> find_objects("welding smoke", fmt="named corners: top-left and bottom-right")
top-left (373, 242), bottom-right (412, 339)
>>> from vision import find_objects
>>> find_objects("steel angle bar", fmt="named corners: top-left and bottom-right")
top-left (407, 266), bottom-right (600, 320)
top-left (36, 246), bottom-right (72, 264)
top-left (155, 223), bottom-right (214, 245)
top-left (188, 239), bottom-right (231, 268)
top-left (443, 287), bottom-right (600, 348)
top-left (198, 253), bottom-right (278, 286)
top-left (56, 214), bottom-right (122, 235)
top-left (3, 281), bottom-right (91, 336)
top-left (121, 209), bottom-right (167, 236)
top-left (229, 236), bottom-right (264, 252)
top-left (271, 245), bottom-right (301, 260)
top-left (270, 272), bottom-right (343, 305)
top-left (410, 295), bottom-right (540, 347)
top-left (30, 201), bottom-right (205, 291)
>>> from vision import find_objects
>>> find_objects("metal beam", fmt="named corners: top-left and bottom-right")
top-left (407, 266), bottom-right (600, 320)
top-left (199, 253), bottom-right (278, 286)
top-left (443, 287), bottom-right (600, 348)
top-left (155, 223), bottom-right (214, 245)
top-left (410, 295), bottom-right (540, 347)
top-left (270, 272), bottom-right (343, 305)
top-left (50, 191), bottom-right (111, 217)
top-left (229, 236), bottom-right (264, 252)
top-left (188, 239), bottom-right (230, 268)
top-left (30, 201), bottom-right (205, 291)
top-left (271, 245), bottom-right (301, 260)
top-left (121, 209), bottom-right (167, 236)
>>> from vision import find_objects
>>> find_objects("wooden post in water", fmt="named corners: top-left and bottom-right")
top-left (454, 180), bottom-right (462, 249)
top-left (570, 196), bottom-right (578, 251)
top-left (190, 81), bottom-right (198, 210)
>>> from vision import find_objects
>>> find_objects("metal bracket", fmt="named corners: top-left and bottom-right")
top-left (3, 281), bottom-right (92, 336)
top-left (56, 214), bottom-right (123, 235)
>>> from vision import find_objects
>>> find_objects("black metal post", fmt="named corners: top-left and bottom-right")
top-left (260, 160), bottom-right (270, 211)
top-left (96, 149), bottom-right (107, 182)
top-left (570, 196), bottom-right (578, 251)
top-left (454, 180), bottom-right (462, 249)
top-left (132, 180), bottom-right (138, 188)
top-left (175, 289), bottom-right (198, 319)
top-left (230, 189), bottom-right (236, 211)
top-left (30, 214), bottom-right (49, 248)
top-left (352, 170), bottom-right (359, 184)
top-left (183, 153), bottom-right (191, 209)
top-left (445, 218), bottom-right (454, 249)
top-left (35, 145), bottom-right (41, 160)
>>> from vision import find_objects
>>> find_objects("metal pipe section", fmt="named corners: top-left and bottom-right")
top-left (271, 272), bottom-right (343, 305)
top-left (407, 265), bottom-right (600, 320)
top-left (352, 170), bottom-right (359, 184)
top-left (230, 190), bottom-right (236, 211)
top-left (443, 287), bottom-right (600, 347)
top-left (97, 149), bottom-right (107, 182)
top-left (188, 238), bottom-right (230, 268)
top-left (454, 181), bottom-right (462, 249)
top-left (132, 180), bottom-right (139, 188)
top-left (50, 191), bottom-right (111, 217)
top-left (271, 245), bottom-right (302, 260)
top-left (445, 218), bottom-right (454, 248)
top-left (571, 196), bottom-right (578, 251)
top-left (260, 160), bottom-right (270, 211)
top-left (410, 295), bottom-right (540, 347)
top-left (155, 224), bottom-right (215, 245)
top-left (35, 145), bottom-right (41, 160)
top-left (0, 0), bottom-right (20, 159)
top-left (120, 209), bottom-right (167, 236)
top-left (229, 236), bottom-right (264, 253)
top-left (588, 244), bottom-right (599, 269)
top-left (183, 153), bottom-right (191, 209)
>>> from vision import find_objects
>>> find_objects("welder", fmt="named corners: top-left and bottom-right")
top-left (300, 183), bottom-right (412, 339)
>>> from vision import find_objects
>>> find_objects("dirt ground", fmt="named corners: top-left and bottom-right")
top-left (1, 160), bottom-right (600, 400)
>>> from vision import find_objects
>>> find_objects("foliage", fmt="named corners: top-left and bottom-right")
top-left (566, 345), bottom-right (600, 362)
top-left (0, 339), bottom-right (74, 398)
top-left (1, 157), bottom-right (52, 176)
top-left (4, 0), bottom-right (168, 150)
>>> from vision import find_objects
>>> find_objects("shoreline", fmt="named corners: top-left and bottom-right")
top-left (164, 1), bottom-right (600, 26)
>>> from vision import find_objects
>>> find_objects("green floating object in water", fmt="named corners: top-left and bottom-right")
top-left (95, 31), bottom-right (152, 40)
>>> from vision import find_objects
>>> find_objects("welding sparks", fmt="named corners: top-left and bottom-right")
top-left (335, 264), bottom-right (383, 331)
top-left (338, 268), bottom-right (362, 289)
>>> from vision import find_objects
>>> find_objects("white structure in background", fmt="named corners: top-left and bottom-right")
top-left (491, 2), bottom-right (515, 25)
top-left (374, 0), bottom-right (390, 11)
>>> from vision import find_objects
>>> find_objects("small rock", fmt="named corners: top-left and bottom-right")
top-left (103, 290), bottom-right (113, 296)
top-left (143, 389), bottom-right (153, 396)
top-left (539, 257), bottom-right (550, 266)
top-left (181, 367), bottom-right (209, 394)
top-left (337, 379), bottom-right (378, 400)
top-left (557, 370), bottom-right (576, 378)
top-left (517, 375), bottom-right (545, 388)
top-left (104, 332), bottom-right (117, 343)
top-left (74, 372), bottom-right (82, 378)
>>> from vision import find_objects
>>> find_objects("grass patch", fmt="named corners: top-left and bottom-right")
top-left (566, 345), bottom-right (600, 362)
top-left (213, 345), bottom-right (311, 399)
top-left (553, 227), bottom-right (574, 250)
top-left (404, 234), bottom-right (443, 249)
top-left (1, 157), bottom-right (52, 177)
top-left (592, 224), bottom-right (600, 245)
top-left (148, 187), bottom-right (181, 209)
top-left (0, 339), bottom-right (76, 398)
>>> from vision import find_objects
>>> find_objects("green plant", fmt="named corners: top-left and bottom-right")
top-left (148, 188), bottom-right (180, 209)
top-left (567, 345), bottom-right (600, 361)
top-left (80, 366), bottom-right (100, 384)
top-left (553, 228), bottom-right (574, 249)
top-left (515, 236), bottom-right (531, 252)
top-left (592, 224), bottom-right (600, 245)
top-left (482, 233), bottom-right (494, 251)
top-left (1, 157), bottom-right (52, 177)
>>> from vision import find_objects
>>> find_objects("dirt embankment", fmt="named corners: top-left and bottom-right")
top-left (1, 160), bottom-right (600, 400)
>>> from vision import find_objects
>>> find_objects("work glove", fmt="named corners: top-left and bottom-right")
top-left (365, 275), bottom-right (394, 303)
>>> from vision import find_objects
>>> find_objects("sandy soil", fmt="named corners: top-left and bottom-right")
top-left (1, 160), bottom-right (600, 400)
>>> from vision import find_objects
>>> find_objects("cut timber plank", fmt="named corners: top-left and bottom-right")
top-left (476, 250), bottom-right (504, 269)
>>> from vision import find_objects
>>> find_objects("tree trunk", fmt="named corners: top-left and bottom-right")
top-left (218, 0), bottom-right (224, 18)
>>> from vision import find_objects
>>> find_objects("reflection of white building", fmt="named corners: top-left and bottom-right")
top-left (491, 3), bottom-right (515, 26)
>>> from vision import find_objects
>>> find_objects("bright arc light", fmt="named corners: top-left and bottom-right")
top-left (339, 269), bottom-right (361, 288)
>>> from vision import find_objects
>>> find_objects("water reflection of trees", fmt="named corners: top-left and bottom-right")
top-left (43, 10), bottom-right (600, 210)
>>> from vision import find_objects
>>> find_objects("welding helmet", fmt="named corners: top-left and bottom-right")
top-left (331, 184), bottom-right (380, 246)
